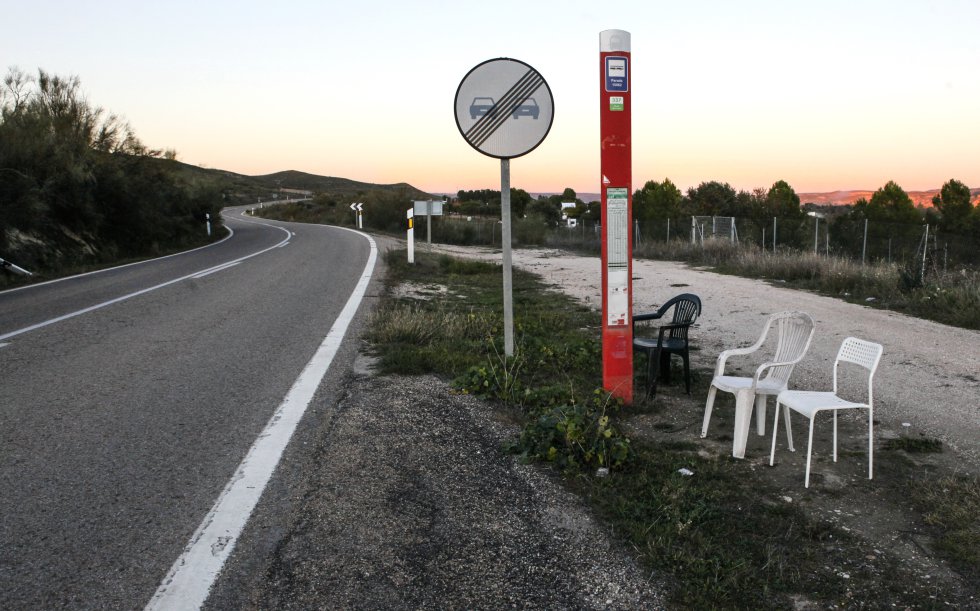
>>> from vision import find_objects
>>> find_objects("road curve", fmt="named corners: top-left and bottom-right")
top-left (0, 207), bottom-right (376, 608)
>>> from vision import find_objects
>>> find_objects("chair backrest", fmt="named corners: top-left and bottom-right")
top-left (762, 312), bottom-right (816, 385)
top-left (664, 293), bottom-right (701, 339)
top-left (833, 337), bottom-right (884, 399)
top-left (662, 293), bottom-right (701, 323)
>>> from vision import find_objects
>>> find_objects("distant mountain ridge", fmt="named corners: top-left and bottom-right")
top-left (537, 188), bottom-right (980, 208)
top-left (797, 188), bottom-right (980, 207)
top-left (166, 162), bottom-right (432, 200)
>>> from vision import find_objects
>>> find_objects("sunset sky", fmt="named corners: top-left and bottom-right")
top-left (4, 0), bottom-right (979, 196)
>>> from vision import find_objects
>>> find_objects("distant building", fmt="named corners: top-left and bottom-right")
top-left (560, 201), bottom-right (577, 222)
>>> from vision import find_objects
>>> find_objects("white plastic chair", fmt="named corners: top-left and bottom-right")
top-left (769, 337), bottom-right (883, 488)
top-left (701, 312), bottom-right (815, 458)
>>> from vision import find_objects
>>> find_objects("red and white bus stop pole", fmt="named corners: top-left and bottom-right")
top-left (599, 29), bottom-right (633, 404)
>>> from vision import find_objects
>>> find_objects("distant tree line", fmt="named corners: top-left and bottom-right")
top-left (0, 68), bottom-right (222, 275)
top-left (449, 177), bottom-right (978, 263)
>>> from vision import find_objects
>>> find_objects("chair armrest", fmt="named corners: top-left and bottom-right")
top-left (714, 345), bottom-right (760, 376)
top-left (652, 322), bottom-right (694, 350)
top-left (656, 321), bottom-right (691, 337)
top-left (752, 358), bottom-right (805, 385)
top-left (633, 311), bottom-right (665, 324)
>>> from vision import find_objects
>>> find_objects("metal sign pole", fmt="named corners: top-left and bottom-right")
top-left (501, 159), bottom-right (514, 357)
top-left (599, 29), bottom-right (633, 404)
top-left (427, 200), bottom-right (433, 247)
top-left (454, 57), bottom-right (554, 362)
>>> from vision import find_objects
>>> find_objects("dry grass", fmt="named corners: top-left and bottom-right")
top-left (630, 239), bottom-right (980, 329)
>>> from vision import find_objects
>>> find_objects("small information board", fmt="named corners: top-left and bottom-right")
top-left (413, 201), bottom-right (444, 216)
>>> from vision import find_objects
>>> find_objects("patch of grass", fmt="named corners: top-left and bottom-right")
top-left (909, 474), bottom-right (980, 581)
top-left (883, 435), bottom-right (944, 453)
top-left (573, 441), bottom-right (928, 608)
top-left (574, 441), bottom-right (973, 608)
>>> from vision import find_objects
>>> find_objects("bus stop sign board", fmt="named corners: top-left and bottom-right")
top-left (600, 30), bottom-right (633, 404)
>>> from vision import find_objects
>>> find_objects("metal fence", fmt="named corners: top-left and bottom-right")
top-left (633, 216), bottom-right (979, 269)
top-left (425, 214), bottom-right (979, 270)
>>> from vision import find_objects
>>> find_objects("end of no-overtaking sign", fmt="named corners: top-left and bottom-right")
top-left (454, 58), bottom-right (554, 160)
top-left (454, 58), bottom-right (555, 358)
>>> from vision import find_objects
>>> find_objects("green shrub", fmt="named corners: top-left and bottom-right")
top-left (507, 389), bottom-right (632, 470)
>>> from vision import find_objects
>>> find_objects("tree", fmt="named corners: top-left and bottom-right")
top-left (528, 195), bottom-right (561, 225)
top-left (686, 181), bottom-right (738, 216)
top-left (766, 180), bottom-right (803, 218)
top-left (633, 178), bottom-right (683, 222)
top-left (454, 187), bottom-right (530, 219)
top-left (932, 179), bottom-right (972, 230)
top-left (0, 67), bottom-right (220, 271)
top-left (867, 180), bottom-right (920, 223)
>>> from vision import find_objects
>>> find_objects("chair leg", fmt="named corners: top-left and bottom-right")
top-left (868, 409), bottom-right (874, 481)
top-left (754, 394), bottom-right (767, 436)
top-left (659, 352), bottom-right (672, 384)
top-left (769, 399), bottom-right (781, 466)
top-left (783, 404), bottom-right (795, 452)
top-left (647, 349), bottom-right (659, 397)
top-left (832, 410), bottom-right (838, 463)
top-left (732, 389), bottom-right (754, 459)
top-left (805, 417), bottom-right (815, 488)
top-left (701, 385), bottom-right (717, 438)
top-left (682, 351), bottom-right (691, 395)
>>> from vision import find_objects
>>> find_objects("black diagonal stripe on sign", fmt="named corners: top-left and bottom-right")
top-left (465, 69), bottom-right (544, 149)
top-left (467, 71), bottom-right (544, 148)
top-left (464, 69), bottom-right (538, 143)
top-left (471, 74), bottom-right (544, 149)
top-left (464, 70), bottom-right (540, 147)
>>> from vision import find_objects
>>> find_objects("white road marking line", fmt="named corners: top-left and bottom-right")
top-left (0, 342), bottom-right (9, 349)
top-left (0, 226), bottom-right (235, 296)
top-left (0, 226), bottom-right (290, 343)
top-left (190, 261), bottom-right (241, 279)
top-left (146, 229), bottom-right (378, 610)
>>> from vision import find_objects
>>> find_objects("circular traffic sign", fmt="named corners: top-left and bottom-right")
top-left (454, 58), bottom-right (554, 159)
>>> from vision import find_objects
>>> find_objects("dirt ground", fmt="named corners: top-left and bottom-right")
top-left (425, 243), bottom-right (980, 604)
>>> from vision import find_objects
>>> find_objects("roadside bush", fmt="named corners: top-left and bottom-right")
top-left (507, 390), bottom-right (632, 471)
top-left (0, 68), bottom-right (222, 275)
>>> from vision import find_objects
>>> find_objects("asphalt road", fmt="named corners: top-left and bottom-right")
top-left (0, 207), bottom-right (377, 608)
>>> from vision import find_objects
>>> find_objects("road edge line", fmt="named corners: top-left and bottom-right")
top-left (145, 228), bottom-right (378, 610)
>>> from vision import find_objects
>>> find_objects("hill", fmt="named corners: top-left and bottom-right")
top-left (163, 162), bottom-right (432, 203)
top-left (798, 188), bottom-right (980, 208)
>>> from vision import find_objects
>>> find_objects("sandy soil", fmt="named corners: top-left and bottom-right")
top-left (427, 244), bottom-right (980, 469)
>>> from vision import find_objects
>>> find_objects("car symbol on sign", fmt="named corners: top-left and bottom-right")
top-left (469, 97), bottom-right (495, 119)
top-left (511, 98), bottom-right (539, 119)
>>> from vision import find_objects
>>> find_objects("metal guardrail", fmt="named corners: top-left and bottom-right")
top-left (0, 257), bottom-right (33, 276)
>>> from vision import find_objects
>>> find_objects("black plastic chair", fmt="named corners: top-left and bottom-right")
top-left (632, 293), bottom-right (702, 397)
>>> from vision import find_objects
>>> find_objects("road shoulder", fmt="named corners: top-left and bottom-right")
top-left (234, 369), bottom-right (667, 609)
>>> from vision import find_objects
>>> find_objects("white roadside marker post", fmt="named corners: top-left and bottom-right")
top-left (407, 208), bottom-right (415, 264)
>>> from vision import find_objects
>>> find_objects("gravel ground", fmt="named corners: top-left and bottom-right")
top-left (241, 369), bottom-right (667, 609)
top-left (428, 245), bottom-right (980, 469)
